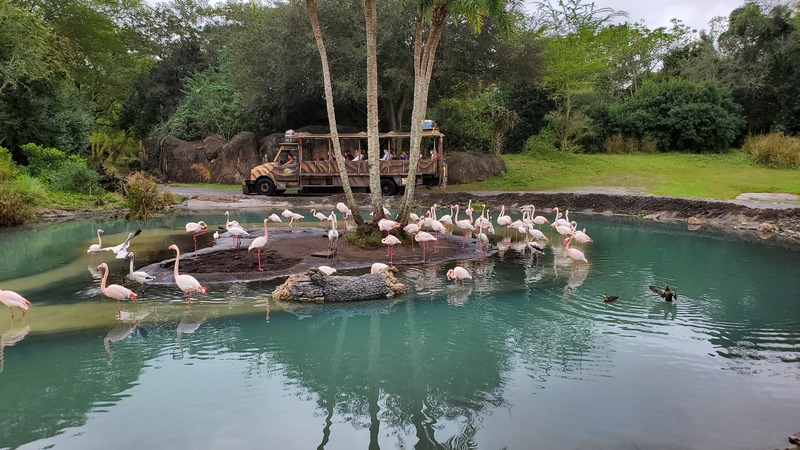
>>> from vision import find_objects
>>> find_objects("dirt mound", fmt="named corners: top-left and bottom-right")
top-left (161, 248), bottom-right (302, 274)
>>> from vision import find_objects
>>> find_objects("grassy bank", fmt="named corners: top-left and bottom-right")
top-left (450, 151), bottom-right (800, 199)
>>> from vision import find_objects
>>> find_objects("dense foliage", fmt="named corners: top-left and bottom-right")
top-left (0, 0), bottom-right (797, 223)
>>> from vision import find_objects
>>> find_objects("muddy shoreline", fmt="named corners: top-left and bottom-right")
top-left (167, 187), bottom-right (800, 241)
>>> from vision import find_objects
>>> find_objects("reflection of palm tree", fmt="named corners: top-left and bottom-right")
top-left (0, 325), bottom-right (30, 372)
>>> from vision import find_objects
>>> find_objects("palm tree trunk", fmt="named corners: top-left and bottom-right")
top-left (397, 6), bottom-right (447, 223)
top-left (306, 0), bottom-right (363, 226)
top-left (364, 0), bottom-right (384, 222)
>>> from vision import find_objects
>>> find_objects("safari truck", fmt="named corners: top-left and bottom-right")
top-left (243, 128), bottom-right (446, 196)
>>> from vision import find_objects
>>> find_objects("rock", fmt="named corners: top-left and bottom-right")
top-left (687, 216), bottom-right (702, 225)
top-left (756, 222), bottom-right (774, 233)
top-left (272, 267), bottom-right (406, 303)
top-left (445, 152), bottom-right (506, 185)
top-left (789, 431), bottom-right (800, 445)
top-left (643, 213), bottom-right (660, 220)
top-left (160, 133), bottom-right (260, 184)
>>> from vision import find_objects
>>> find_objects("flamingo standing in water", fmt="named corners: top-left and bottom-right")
top-left (382, 234), bottom-right (401, 265)
top-left (126, 252), bottom-right (155, 283)
top-left (0, 289), bottom-right (32, 319)
top-left (168, 244), bottom-right (208, 304)
top-left (496, 206), bottom-right (512, 236)
top-left (563, 236), bottom-right (588, 269)
top-left (86, 228), bottom-right (105, 255)
top-left (415, 231), bottom-right (437, 263)
top-left (185, 220), bottom-right (208, 257)
top-left (248, 219), bottom-right (269, 271)
top-left (96, 262), bottom-right (137, 315)
top-left (268, 213), bottom-right (282, 231)
top-left (446, 266), bottom-right (472, 285)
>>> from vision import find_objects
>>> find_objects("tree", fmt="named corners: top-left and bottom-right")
top-left (397, 0), bottom-right (518, 222)
top-left (0, 0), bottom-right (57, 95)
top-left (305, 0), bottom-right (363, 226)
top-left (364, 0), bottom-right (384, 221)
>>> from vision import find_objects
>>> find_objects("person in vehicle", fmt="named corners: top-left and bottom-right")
top-left (381, 148), bottom-right (392, 161)
top-left (399, 151), bottom-right (407, 160)
top-left (352, 150), bottom-right (363, 161)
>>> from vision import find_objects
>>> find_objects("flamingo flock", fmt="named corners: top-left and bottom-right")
top-left (0, 201), bottom-right (599, 324)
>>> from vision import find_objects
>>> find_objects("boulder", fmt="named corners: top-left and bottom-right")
top-left (445, 152), bottom-right (506, 185)
top-left (160, 132), bottom-right (260, 184)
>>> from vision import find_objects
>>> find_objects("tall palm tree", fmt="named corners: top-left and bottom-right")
top-left (364, 0), bottom-right (385, 222)
top-left (397, 0), bottom-right (518, 223)
top-left (306, 0), bottom-right (364, 226)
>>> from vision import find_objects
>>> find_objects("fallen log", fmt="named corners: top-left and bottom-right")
top-left (272, 267), bottom-right (406, 303)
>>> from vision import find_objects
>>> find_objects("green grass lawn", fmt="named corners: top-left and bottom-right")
top-left (450, 151), bottom-right (800, 199)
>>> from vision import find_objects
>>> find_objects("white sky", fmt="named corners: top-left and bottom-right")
top-left (584, 1), bottom-right (791, 31)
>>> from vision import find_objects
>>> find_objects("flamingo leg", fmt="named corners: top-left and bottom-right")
top-left (462, 232), bottom-right (467, 249)
top-left (422, 242), bottom-right (427, 263)
top-left (389, 246), bottom-right (393, 265)
top-left (258, 249), bottom-right (263, 271)
top-left (193, 235), bottom-right (199, 257)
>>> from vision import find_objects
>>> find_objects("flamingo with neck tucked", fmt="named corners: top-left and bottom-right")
top-left (248, 219), bottom-right (269, 271)
top-left (327, 212), bottom-right (339, 257)
top-left (336, 202), bottom-right (351, 231)
top-left (168, 245), bottom-right (208, 304)
top-left (185, 220), bottom-right (208, 257)
top-left (96, 262), bottom-right (137, 315)
top-left (381, 234), bottom-right (401, 265)
top-left (268, 213), bottom-right (282, 231)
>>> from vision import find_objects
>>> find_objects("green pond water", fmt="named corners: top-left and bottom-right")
top-left (1, 211), bottom-right (799, 450)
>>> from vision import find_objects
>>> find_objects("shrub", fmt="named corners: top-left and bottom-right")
top-left (610, 79), bottom-right (745, 153)
top-left (742, 133), bottom-right (800, 168)
top-left (523, 128), bottom-right (558, 155)
top-left (0, 146), bottom-right (19, 182)
top-left (0, 184), bottom-right (35, 226)
top-left (46, 155), bottom-right (102, 194)
top-left (9, 174), bottom-right (48, 206)
top-left (604, 134), bottom-right (660, 154)
top-left (20, 143), bottom-right (67, 178)
top-left (124, 172), bottom-right (172, 220)
top-left (191, 163), bottom-right (212, 181)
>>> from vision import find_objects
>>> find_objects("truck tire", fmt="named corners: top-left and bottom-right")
top-left (380, 178), bottom-right (397, 196)
top-left (256, 178), bottom-right (276, 196)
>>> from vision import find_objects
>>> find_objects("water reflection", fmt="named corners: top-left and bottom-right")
top-left (0, 213), bottom-right (799, 449)
top-left (0, 324), bottom-right (30, 372)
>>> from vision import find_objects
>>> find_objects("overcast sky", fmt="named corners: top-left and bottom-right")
top-left (582, 0), bottom-right (748, 30)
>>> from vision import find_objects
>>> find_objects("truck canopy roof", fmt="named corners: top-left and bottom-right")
top-left (290, 129), bottom-right (444, 139)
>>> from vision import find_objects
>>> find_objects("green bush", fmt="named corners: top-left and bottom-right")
top-left (0, 146), bottom-right (19, 182)
top-left (430, 97), bottom-right (492, 152)
top-left (47, 155), bottom-right (102, 194)
top-left (0, 184), bottom-right (35, 226)
top-left (742, 133), bottom-right (800, 168)
top-left (9, 174), bottom-right (48, 206)
top-left (610, 79), bottom-right (745, 153)
top-left (20, 143), bottom-right (68, 178)
top-left (124, 171), bottom-right (172, 219)
top-left (523, 128), bottom-right (558, 156)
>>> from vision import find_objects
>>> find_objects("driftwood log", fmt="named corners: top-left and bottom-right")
top-left (272, 267), bottom-right (406, 303)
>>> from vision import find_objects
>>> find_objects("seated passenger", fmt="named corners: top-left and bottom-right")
top-left (352, 150), bottom-right (363, 161)
top-left (381, 148), bottom-right (392, 161)
top-left (399, 151), bottom-right (407, 160)
top-left (284, 153), bottom-right (297, 165)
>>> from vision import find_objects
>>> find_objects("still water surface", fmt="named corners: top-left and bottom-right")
top-left (1, 211), bottom-right (799, 449)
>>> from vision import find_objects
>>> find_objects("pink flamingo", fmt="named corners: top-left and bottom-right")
top-left (336, 202), bottom-right (350, 231)
top-left (378, 218), bottom-right (401, 235)
top-left (168, 244), bottom-right (208, 304)
top-left (496, 206), bottom-right (512, 236)
top-left (573, 227), bottom-right (593, 246)
top-left (248, 219), bottom-right (269, 271)
top-left (403, 220), bottom-right (421, 249)
top-left (381, 234), bottom-right (401, 265)
top-left (185, 220), bottom-right (208, 257)
top-left (371, 262), bottom-right (389, 274)
top-left (414, 231), bottom-right (437, 263)
top-left (0, 289), bottom-right (32, 319)
top-left (267, 213), bottom-right (282, 232)
top-left (563, 237), bottom-right (589, 269)
top-left (454, 204), bottom-right (475, 249)
top-left (96, 262), bottom-right (137, 316)
top-left (446, 266), bottom-right (472, 285)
